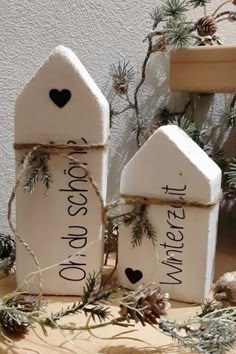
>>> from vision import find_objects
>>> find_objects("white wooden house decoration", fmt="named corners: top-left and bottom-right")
top-left (118, 125), bottom-right (222, 303)
top-left (15, 46), bottom-right (109, 295)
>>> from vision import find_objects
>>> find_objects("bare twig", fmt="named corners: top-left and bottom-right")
top-left (212, 0), bottom-right (232, 17)
top-left (215, 10), bottom-right (235, 19)
top-left (134, 37), bottom-right (153, 147)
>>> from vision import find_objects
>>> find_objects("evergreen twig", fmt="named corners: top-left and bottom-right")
top-left (162, 0), bottom-right (188, 20)
top-left (225, 158), bottom-right (236, 187)
top-left (23, 151), bottom-right (52, 194)
top-left (189, 0), bottom-right (211, 8)
top-left (123, 204), bottom-right (157, 248)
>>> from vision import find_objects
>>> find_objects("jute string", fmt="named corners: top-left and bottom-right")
top-left (11, 138), bottom-right (222, 309)
top-left (119, 193), bottom-right (223, 209)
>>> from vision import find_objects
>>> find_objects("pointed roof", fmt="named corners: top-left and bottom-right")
top-left (15, 46), bottom-right (109, 143)
top-left (120, 125), bottom-right (222, 203)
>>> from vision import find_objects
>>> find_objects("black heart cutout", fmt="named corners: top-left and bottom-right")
top-left (125, 268), bottom-right (143, 284)
top-left (49, 89), bottom-right (71, 108)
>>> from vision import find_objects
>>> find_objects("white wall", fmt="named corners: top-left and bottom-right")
top-left (0, 0), bottom-right (235, 232)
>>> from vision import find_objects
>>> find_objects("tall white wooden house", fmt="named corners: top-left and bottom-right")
top-left (15, 46), bottom-right (109, 295)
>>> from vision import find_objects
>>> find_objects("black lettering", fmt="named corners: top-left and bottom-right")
top-left (59, 267), bottom-right (86, 281)
top-left (61, 236), bottom-right (87, 249)
top-left (160, 261), bottom-right (183, 285)
top-left (168, 209), bottom-right (185, 220)
top-left (68, 226), bottom-right (87, 237)
top-left (167, 231), bottom-right (184, 242)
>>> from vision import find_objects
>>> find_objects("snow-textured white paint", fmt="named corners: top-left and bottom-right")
top-left (15, 46), bottom-right (109, 295)
top-left (118, 126), bottom-right (222, 303)
top-left (0, 0), bottom-right (235, 233)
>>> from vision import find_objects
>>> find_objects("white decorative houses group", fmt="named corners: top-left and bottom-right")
top-left (15, 46), bottom-right (222, 302)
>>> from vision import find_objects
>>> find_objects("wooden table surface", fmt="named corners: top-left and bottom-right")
top-left (0, 226), bottom-right (235, 354)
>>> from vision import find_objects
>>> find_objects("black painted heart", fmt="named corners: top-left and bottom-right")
top-left (125, 268), bottom-right (143, 284)
top-left (49, 89), bottom-right (71, 108)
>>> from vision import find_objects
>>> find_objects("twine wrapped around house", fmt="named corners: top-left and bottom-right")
top-left (10, 140), bottom-right (223, 308)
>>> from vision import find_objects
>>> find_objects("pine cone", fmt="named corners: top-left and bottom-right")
top-left (197, 16), bottom-right (217, 37)
top-left (119, 286), bottom-right (170, 326)
top-left (0, 295), bottom-right (35, 335)
top-left (112, 81), bottom-right (129, 96)
top-left (214, 271), bottom-right (236, 307)
top-left (0, 234), bottom-right (16, 278)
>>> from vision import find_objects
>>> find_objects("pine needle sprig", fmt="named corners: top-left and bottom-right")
top-left (81, 273), bottom-right (119, 305)
top-left (81, 272), bottom-right (101, 305)
top-left (142, 217), bottom-right (157, 245)
top-left (189, 0), bottom-right (211, 8)
top-left (225, 158), bottom-right (236, 187)
top-left (40, 159), bottom-right (53, 191)
top-left (223, 108), bottom-right (236, 129)
top-left (162, 0), bottom-right (189, 20)
top-left (150, 7), bottom-right (164, 29)
top-left (123, 213), bottom-right (137, 227)
top-left (46, 302), bottom-right (111, 326)
top-left (83, 305), bottom-right (111, 323)
top-left (45, 302), bottom-right (84, 325)
top-left (167, 22), bottom-right (194, 48)
top-left (110, 62), bottom-right (134, 95)
top-left (173, 117), bottom-right (205, 148)
top-left (123, 204), bottom-right (157, 248)
top-left (199, 299), bottom-right (221, 317)
top-left (131, 220), bottom-right (143, 247)
top-left (23, 151), bottom-right (52, 194)
top-left (159, 312), bottom-right (236, 354)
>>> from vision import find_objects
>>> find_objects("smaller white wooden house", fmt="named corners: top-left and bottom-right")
top-left (15, 46), bottom-right (109, 295)
top-left (118, 125), bottom-right (222, 303)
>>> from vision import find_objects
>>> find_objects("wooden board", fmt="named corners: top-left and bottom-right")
top-left (169, 46), bottom-right (236, 93)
